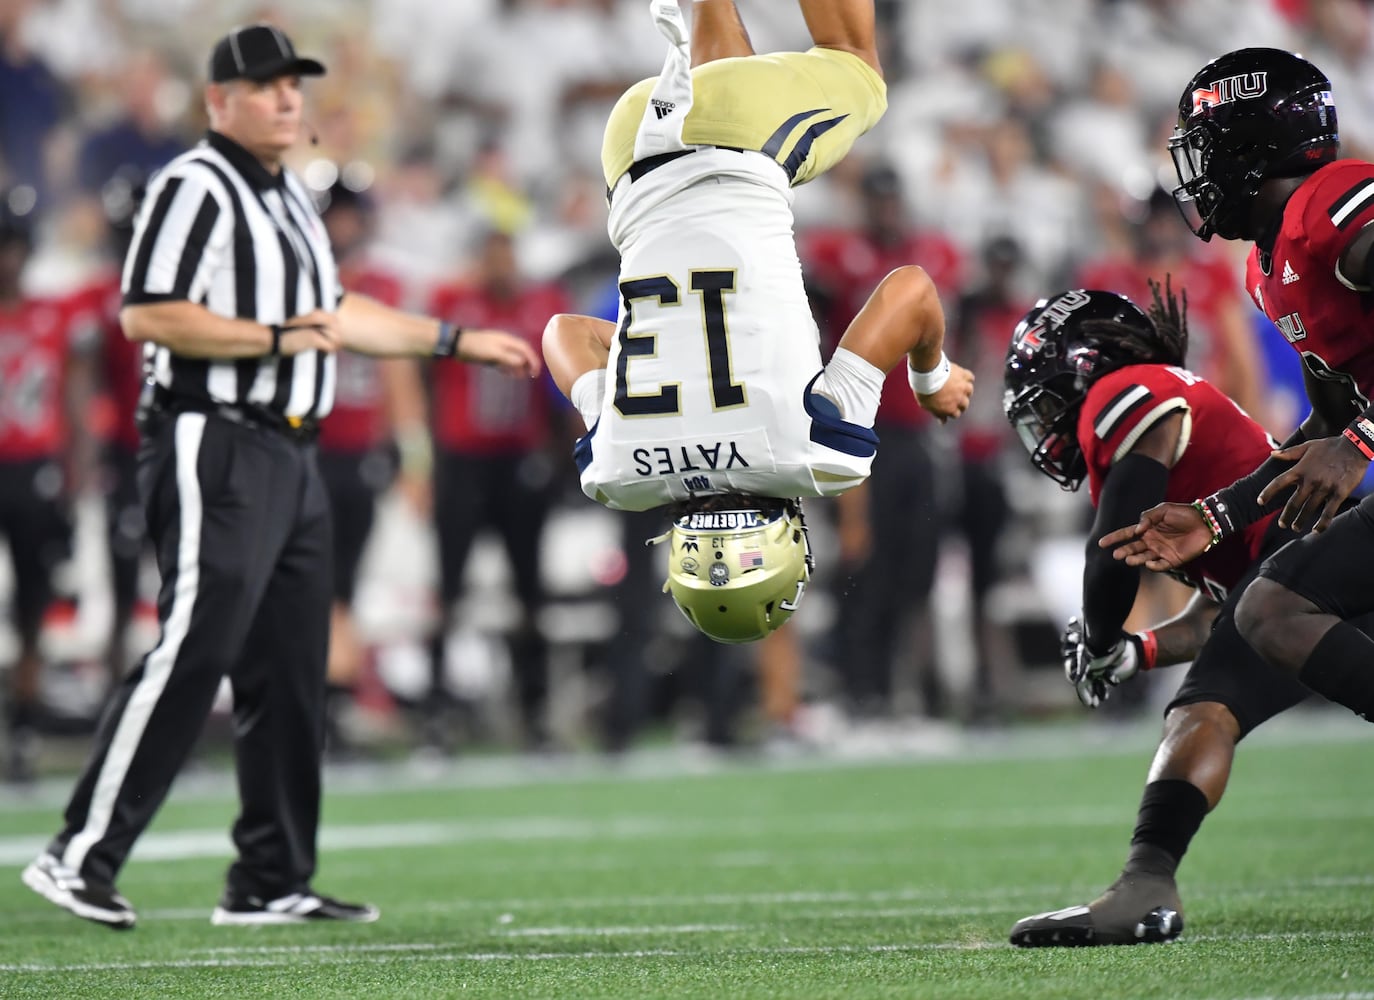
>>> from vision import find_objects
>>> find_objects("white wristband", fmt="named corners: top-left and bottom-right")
top-left (908, 352), bottom-right (951, 396)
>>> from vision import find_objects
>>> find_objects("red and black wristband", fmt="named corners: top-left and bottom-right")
top-left (1343, 413), bottom-right (1374, 461)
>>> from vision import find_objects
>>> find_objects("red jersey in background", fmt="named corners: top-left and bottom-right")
top-left (427, 281), bottom-right (570, 454)
top-left (318, 264), bottom-right (405, 453)
top-left (1076, 250), bottom-right (1245, 388)
top-left (68, 271), bottom-right (141, 452)
top-left (801, 228), bottom-right (964, 428)
top-left (0, 295), bottom-right (82, 461)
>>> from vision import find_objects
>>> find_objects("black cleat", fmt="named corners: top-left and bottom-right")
top-left (1010, 872), bottom-right (1184, 947)
top-left (211, 887), bottom-right (380, 925)
top-left (21, 853), bottom-right (136, 929)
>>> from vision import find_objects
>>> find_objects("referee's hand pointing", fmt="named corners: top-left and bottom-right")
top-left (278, 310), bottom-right (343, 355)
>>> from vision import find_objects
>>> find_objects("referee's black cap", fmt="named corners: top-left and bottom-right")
top-left (208, 24), bottom-right (326, 83)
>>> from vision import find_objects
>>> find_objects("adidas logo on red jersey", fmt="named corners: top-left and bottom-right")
top-left (1281, 260), bottom-right (1300, 284)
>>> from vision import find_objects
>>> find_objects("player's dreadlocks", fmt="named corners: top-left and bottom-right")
top-left (1079, 276), bottom-right (1190, 374)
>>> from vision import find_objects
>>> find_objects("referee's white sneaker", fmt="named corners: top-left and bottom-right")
top-left (21, 853), bottom-right (137, 929)
top-left (211, 887), bottom-right (380, 925)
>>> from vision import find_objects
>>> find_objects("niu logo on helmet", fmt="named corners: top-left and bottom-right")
top-left (1191, 72), bottom-right (1268, 113)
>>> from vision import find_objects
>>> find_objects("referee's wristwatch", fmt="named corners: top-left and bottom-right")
top-left (434, 321), bottom-right (463, 359)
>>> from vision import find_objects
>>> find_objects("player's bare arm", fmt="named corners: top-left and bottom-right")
top-left (543, 313), bottom-right (617, 398)
top-left (834, 265), bottom-right (972, 423)
top-left (335, 294), bottom-right (540, 376)
top-left (798, 0), bottom-right (882, 75)
top-left (689, 0), bottom-right (754, 66)
top-left (1101, 402), bottom-right (1339, 569)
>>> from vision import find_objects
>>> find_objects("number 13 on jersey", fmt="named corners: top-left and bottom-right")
top-left (614, 270), bottom-right (748, 417)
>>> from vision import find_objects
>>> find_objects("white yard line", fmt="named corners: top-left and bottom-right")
top-left (2, 930), bottom-right (1370, 976)
top-left (8, 793), bottom-right (1374, 868)
top-left (499, 923), bottom-right (747, 937)
top-left (10, 876), bottom-right (1372, 930)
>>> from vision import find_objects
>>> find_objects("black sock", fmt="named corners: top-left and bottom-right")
top-left (1127, 779), bottom-right (1210, 876)
top-left (1298, 622), bottom-right (1374, 721)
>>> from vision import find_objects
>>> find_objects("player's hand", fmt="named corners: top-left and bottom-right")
top-left (1098, 502), bottom-right (1214, 571)
top-left (1258, 435), bottom-right (1369, 534)
top-left (278, 310), bottom-right (342, 355)
top-left (456, 329), bottom-right (542, 378)
top-left (1060, 615), bottom-right (1143, 709)
top-left (916, 362), bottom-right (974, 424)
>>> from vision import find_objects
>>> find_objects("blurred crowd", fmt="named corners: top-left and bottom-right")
top-left (2, 0), bottom-right (1373, 775)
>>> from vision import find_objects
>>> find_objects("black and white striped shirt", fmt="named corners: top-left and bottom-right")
top-left (122, 130), bottom-right (339, 420)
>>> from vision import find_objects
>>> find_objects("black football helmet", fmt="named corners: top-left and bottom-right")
top-left (1169, 47), bottom-right (1338, 241)
top-left (1003, 289), bottom-right (1155, 490)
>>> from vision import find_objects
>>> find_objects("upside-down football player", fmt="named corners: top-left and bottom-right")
top-left (542, 0), bottom-right (973, 643)
top-left (1002, 281), bottom-right (1317, 946)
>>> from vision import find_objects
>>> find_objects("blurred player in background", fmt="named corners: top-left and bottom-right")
top-left (802, 162), bottom-right (964, 719)
top-left (543, 0), bottom-right (972, 645)
top-left (947, 235), bottom-right (1032, 722)
top-left (425, 229), bottom-right (572, 752)
top-left (65, 170), bottom-right (150, 695)
top-left (0, 198), bottom-right (97, 781)
top-left (1003, 284), bottom-right (1312, 946)
top-left (315, 180), bottom-right (429, 757)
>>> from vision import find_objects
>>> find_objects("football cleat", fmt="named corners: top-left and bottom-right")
top-left (1009, 871), bottom-right (1184, 947)
top-left (211, 887), bottom-right (380, 925)
top-left (21, 853), bottom-right (136, 929)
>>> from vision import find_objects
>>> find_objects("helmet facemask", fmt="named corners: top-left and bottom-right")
top-left (655, 499), bottom-right (814, 644)
top-left (1004, 378), bottom-right (1088, 490)
top-left (1168, 118), bottom-right (1267, 241)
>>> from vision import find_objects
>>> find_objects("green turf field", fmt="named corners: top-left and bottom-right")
top-left (2, 713), bottom-right (1372, 999)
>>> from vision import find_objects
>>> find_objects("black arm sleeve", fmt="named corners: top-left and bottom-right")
top-left (1082, 453), bottom-right (1171, 656)
top-left (1206, 421), bottom-right (1314, 536)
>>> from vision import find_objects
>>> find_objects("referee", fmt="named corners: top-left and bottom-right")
top-left (21, 24), bottom-right (539, 929)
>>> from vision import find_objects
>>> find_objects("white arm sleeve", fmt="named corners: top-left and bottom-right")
top-left (570, 368), bottom-right (608, 431)
top-left (811, 347), bottom-right (885, 430)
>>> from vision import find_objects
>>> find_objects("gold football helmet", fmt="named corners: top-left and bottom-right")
top-left (659, 499), bottom-right (813, 644)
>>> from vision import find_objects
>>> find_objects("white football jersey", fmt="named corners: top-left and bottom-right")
top-left (576, 153), bottom-right (879, 511)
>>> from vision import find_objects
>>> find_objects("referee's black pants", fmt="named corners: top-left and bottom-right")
top-left (47, 410), bottom-right (332, 897)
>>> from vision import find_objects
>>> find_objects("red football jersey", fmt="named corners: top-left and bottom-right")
top-left (318, 263), bottom-right (405, 453)
top-left (68, 271), bottom-right (142, 452)
top-left (428, 281), bottom-right (570, 454)
top-left (0, 296), bottom-right (81, 460)
top-left (1245, 158), bottom-right (1374, 418)
top-left (802, 228), bottom-right (964, 429)
top-left (1079, 364), bottom-right (1276, 600)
